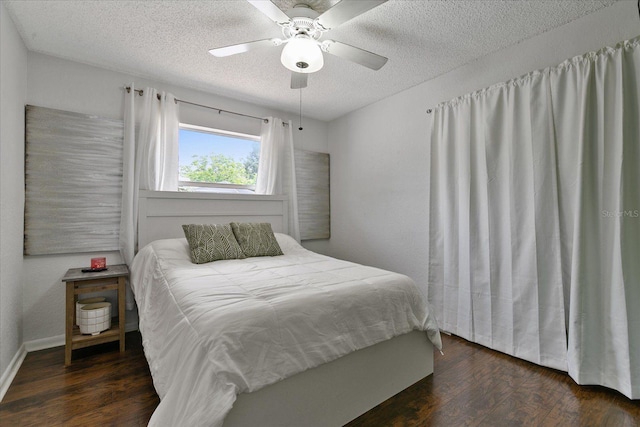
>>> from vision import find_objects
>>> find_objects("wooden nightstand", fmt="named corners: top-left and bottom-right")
top-left (62, 264), bottom-right (129, 366)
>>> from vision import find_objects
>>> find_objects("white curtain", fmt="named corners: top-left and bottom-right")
top-left (551, 40), bottom-right (640, 400)
top-left (136, 88), bottom-right (179, 192)
top-left (120, 84), bottom-right (179, 308)
top-left (256, 117), bottom-right (300, 241)
top-left (428, 71), bottom-right (568, 371)
top-left (429, 37), bottom-right (639, 398)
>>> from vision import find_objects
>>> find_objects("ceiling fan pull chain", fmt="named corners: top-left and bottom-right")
top-left (299, 88), bottom-right (303, 131)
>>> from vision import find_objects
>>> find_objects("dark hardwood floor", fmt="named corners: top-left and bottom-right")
top-left (348, 334), bottom-right (640, 427)
top-left (0, 333), bottom-right (158, 426)
top-left (1, 332), bottom-right (638, 426)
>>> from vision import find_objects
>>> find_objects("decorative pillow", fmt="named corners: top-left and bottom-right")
top-left (182, 224), bottom-right (246, 264)
top-left (230, 222), bottom-right (284, 257)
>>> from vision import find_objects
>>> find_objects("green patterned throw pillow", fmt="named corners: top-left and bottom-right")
top-left (182, 224), bottom-right (246, 264)
top-left (230, 222), bottom-right (284, 258)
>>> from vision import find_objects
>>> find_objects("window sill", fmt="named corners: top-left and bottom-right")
top-left (178, 187), bottom-right (256, 195)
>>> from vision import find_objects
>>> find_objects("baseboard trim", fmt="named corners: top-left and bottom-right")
top-left (0, 344), bottom-right (27, 403)
top-left (125, 318), bottom-right (139, 334)
top-left (24, 334), bottom-right (65, 352)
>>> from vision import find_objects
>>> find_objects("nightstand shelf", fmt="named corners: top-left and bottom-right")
top-left (70, 319), bottom-right (121, 349)
top-left (62, 264), bottom-right (129, 366)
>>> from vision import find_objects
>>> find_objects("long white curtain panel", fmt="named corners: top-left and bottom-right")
top-left (429, 37), bottom-right (639, 399)
top-left (551, 39), bottom-right (640, 400)
top-left (120, 84), bottom-right (179, 308)
top-left (428, 71), bottom-right (568, 371)
top-left (256, 118), bottom-right (300, 242)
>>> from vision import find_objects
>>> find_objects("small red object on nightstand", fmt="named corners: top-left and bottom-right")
top-left (91, 257), bottom-right (106, 270)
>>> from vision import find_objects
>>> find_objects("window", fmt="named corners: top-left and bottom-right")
top-left (179, 124), bottom-right (260, 193)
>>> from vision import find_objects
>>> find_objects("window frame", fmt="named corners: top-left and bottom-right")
top-left (178, 123), bottom-right (261, 192)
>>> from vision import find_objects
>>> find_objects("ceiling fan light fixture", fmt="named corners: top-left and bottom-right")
top-left (281, 35), bottom-right (323, 73)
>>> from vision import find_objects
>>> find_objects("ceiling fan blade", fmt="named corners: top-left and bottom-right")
top-left (246, 0), bottom-right (291, 25)
top-left (291, 72), bottom-right (308, 89)
top-left (322, 40), bottom-right (388, 70)
top-left (316, 0), bottom-right (387, 30)
top-left (209, 39), bottom-right (278, 57)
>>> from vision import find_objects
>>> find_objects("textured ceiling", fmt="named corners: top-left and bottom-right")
top-left (4, 0), bottom-right (619, 122)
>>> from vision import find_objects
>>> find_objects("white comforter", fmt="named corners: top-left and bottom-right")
top-left (131, 233), bottom-right (442, 427)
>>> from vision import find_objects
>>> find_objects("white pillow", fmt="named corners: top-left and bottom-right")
top-left (274, 233), bottom-right (308, 255)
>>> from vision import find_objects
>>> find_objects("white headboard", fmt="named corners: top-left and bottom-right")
top-left (137, 190), bottom-right (289, 250)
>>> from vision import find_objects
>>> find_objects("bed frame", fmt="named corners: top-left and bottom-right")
top-left (137, 190), bottom-right (289, 249)
top-left (137, 190), bottom-right (434, 426)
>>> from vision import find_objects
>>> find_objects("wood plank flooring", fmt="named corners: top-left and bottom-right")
top-left (348, 334), bottom-right (640, 427)
top-left (1, 332), bottom-right (638, 426)
top-left (0, 333), bottom-right (158, 426)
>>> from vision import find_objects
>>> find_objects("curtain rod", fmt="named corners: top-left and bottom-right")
top-left (124, 86), bottom-right (272, 124)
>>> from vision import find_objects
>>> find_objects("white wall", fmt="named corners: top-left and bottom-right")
top-left (23, 53), bottom-right (329, 343)
top-left (0, 0), bottom-right (28, 388)
top-left (323, 1), bottom-right (640, 299)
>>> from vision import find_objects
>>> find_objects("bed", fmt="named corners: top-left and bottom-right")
top-left (132, 190), bottom-right (442, 427)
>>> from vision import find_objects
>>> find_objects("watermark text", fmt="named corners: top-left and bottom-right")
top-left (601, 209), bottom-right (639, 218)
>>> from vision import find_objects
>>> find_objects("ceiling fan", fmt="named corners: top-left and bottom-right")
top-left (209, 0), bottom-right (389, 89)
